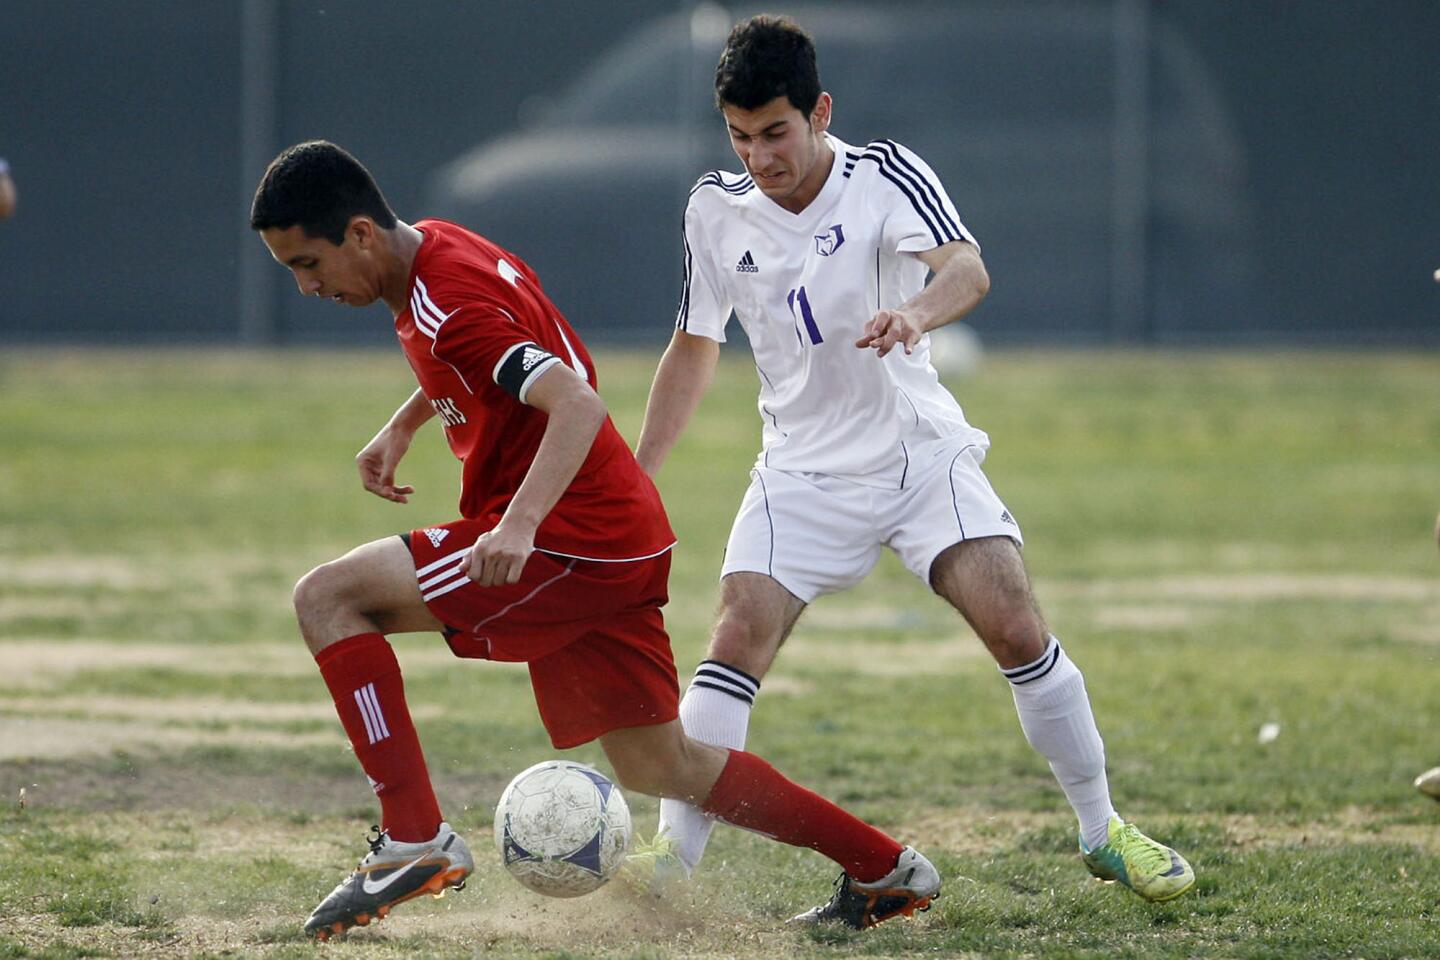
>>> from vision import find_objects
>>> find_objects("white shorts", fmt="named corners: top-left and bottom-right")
top-left (720, 436), bottom-right (1023, 603)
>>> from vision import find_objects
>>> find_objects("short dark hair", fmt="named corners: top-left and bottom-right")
top-left (714, 15), bottom-right (820, 115)
top-left (249, 140), bottom-right (397, 245)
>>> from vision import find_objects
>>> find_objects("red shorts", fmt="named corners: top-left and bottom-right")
top-left (406, 520), bottom-right (679, 749)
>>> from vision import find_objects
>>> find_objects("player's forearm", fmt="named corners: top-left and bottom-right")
top-left (501, 391), bottom-right (607, 532)
top-left (385, 388), bottom-right (436, 435)
top-left (907, 245), bottom-right (990, 333)
top-left (635, 337), bottom-right (718, 475)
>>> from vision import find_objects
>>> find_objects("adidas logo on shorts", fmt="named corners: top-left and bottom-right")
top-left (735, 250), bottom-right (759, 273)
top-left (424, 527), bottom-right (450, 548)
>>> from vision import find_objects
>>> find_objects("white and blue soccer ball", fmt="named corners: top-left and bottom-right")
top-left (494, 759), bottom-right (632, 898)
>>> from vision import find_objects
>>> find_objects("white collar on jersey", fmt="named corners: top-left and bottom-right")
top-left (751, 133), bottom-right (851, 226)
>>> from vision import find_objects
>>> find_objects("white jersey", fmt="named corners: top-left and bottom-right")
top-left (677, 134), bottom-right (989, 487)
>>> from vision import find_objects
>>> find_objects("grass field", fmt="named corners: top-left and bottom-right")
top-left (1, 348), bottom-right (1438, 959)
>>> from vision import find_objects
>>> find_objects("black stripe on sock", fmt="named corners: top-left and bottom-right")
top-left (697, 659), bottom-right (761, 691)
top-left (690, 679), bottom-right (755, 705)
top-left (1003, 642), bottom-right (1061, 685)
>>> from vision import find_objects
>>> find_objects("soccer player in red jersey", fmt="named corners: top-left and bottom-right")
top-left (249, 141), bottom-right (941, 939)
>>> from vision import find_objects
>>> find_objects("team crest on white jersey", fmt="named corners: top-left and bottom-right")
top-left (735, 250), bottom-right (759, 273)
top-left (814, 224), bottom-right (846, 256)
top-left (423, 527), bottom-right (450, 548)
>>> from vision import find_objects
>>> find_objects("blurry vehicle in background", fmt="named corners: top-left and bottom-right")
top-left (429, 3), bottom-right (1255, 346)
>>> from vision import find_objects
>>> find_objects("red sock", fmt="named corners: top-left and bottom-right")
top-left (315, 632), bottom-right (443, 842)
top-left (701, 749), bottom-right (902, 882)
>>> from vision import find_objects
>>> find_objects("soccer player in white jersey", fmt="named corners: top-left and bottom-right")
top-left (634, 14), bottom-right (1195, 911)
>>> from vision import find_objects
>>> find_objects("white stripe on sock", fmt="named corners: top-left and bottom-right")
top-left (354, 685), bottom-right (379, 744)
top-left (361, 682), bottom-right (390, 741)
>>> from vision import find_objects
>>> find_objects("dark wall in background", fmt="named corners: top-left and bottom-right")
top-left (1157, 1), bottom-right (1440, 344)
top-left (0, 0), bottom-right (675, 347)
top-left (1, 3), bottom-right (245, 341)
top-left (2, 1), bottom-right (1437, 347)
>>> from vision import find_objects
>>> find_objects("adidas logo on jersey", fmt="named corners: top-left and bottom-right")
top-left (424, 527), bottom-right (450, 548)
top-left (1000, 510), bottom-right (1016, 526)
top-left (520, 346), bottom-right (549, 371)
top-left (735, 251), bottom-right (759, 273)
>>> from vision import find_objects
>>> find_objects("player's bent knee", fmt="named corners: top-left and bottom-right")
top-left (292, 558), bottom-right (363, 621)
top-left (980, 615), bottom-right (1047, 666)
top-left (292, 564), bottom-right (333, 618)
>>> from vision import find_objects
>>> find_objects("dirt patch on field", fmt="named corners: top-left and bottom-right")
top-left (1220, 807), bottom-right (1440, 854)
top-left (1391, 608), bottom-right (1440, 645)
top-left (0, 551), bottom-right (284, 591)
top-left (1047, 574), bottom-right (1439, 603)
top-left (1090, 604), bottom-right (1210, 630)
top-left (754, 675), bottom-right (811, 696)
top-left (0, 594), bottom-right (132, 620)
top-left (1, 752), bottom-right (510, 817)
top-left (3, 694), bottom-right (329, 724)
top-left (779, 635), bottom-right (987, 676)
top-left (0, 695), bottom-right (448, 762)
top-left (0, 714), bottom-right (339, 761)
top-left (0, 555), bottom-right (167, 590)
top-left (897, 804), bottom-right (1440, 858)
top-left (804, 602), bottom-right (953, 632)
top-left (0, 639), bottom-right (489, 689)
top-left (0, 887), bottom-right (789, 959)
top-left (0, 640), bottom-right (313, 686)
top-left (901, 808), bottom-right (1069, 856)
top-left (2, 694), bottom-right (442, 725)
top-left (364, 877), bottom-right (718, 950)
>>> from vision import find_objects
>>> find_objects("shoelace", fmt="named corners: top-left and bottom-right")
top-left (366, 825), bottom-right (389, 855)
top-left (1114, 823), bottom-right (1169, 873)
top-left (819, 872), bottom-right (852, 910)
top-left (628, 831), bottom-right (678, 863)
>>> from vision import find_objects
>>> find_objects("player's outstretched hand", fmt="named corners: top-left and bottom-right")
top-left (355, 428), bottom-right (416, 504)
top-left (460, 523), bottom-right (534, 587)
top-left (856, 308), bottom-right (923, 358)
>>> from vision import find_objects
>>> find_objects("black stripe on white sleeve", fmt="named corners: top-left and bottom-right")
top-left (858, 141), bottom-right (963, 247)
top-left (676, 221), bottom-right (693, 330)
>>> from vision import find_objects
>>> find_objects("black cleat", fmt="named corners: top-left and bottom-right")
top-left (304, 822), bottom-right (473, 941)
top-left (789, 846), bottom-right (940, 930)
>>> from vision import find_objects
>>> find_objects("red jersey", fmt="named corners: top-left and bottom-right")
top-left (395, 218), bottom-right (674, 561)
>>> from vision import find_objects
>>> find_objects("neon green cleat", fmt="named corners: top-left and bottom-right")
top-left (1080, 816), bottom-right (1194, 902)
top-left (618, 829), bottom-right (690, 895)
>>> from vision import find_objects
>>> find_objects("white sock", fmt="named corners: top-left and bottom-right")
top-left (1003, 636), bottom-right (1116, 850)
top-left (657, 660), bottom-right (759, 872)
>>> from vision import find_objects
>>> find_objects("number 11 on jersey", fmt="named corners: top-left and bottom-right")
top-left (788, 286), bottom-right (823, 346)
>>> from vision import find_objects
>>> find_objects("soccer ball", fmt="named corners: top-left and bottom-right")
top-left (925, 321), bottom-right (984, 380)
top-left (494, 759), bottom-right (632, 897)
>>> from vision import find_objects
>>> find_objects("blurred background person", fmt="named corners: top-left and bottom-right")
top-left (0, 157), bottom-right (16, 220)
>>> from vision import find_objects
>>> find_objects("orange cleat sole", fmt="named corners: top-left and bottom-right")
top-left (307, 867), bottom-right (469, 941)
